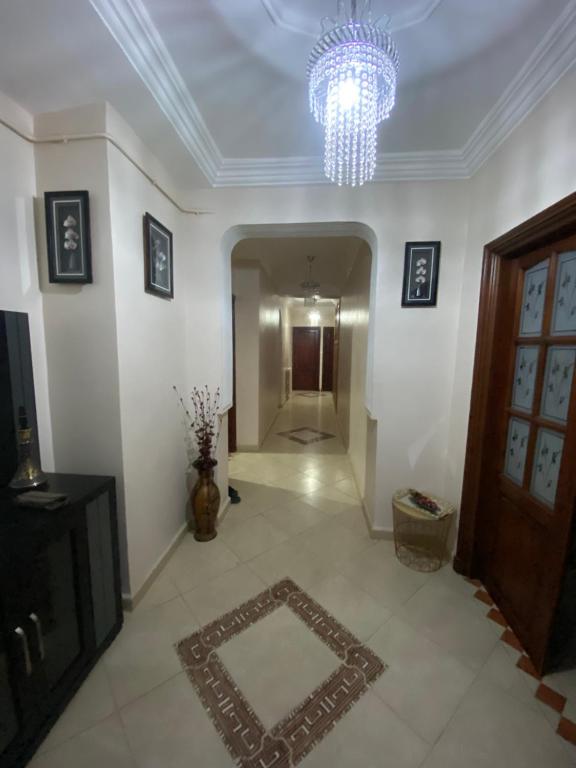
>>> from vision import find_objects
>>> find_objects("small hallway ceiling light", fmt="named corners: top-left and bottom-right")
top-left (300, 254), bottom-right (321, 302)
top-left (308, 0), bottom-right (399, 186)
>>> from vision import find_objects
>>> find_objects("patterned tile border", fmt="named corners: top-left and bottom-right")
top-left (276, 428), bottom-right (336, 445)
top-left (466, 579), bottom-right (576, 747)
top-left (176, 577), bottom-right (386, 767)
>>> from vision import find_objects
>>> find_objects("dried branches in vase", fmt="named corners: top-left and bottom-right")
top-left (174, 385), bottom-right (223, 469)
top-left (174, 385), bottom-right (223, 541)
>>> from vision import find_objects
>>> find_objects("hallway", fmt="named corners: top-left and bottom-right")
top-left (30, 396), bottom-right (576, 767)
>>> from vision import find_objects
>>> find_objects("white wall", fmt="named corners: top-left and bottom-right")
top-left (232, 263), bottom-right (260, 448)
top-left (183, 181), bottom-right (470, 533)
top-left (231, 260), bottom-right (282, 448)
top-left (446, 66), bottom-right (576, 517)
top-left (337, 243), bottom-right (372, 500)
top-left (107, 136), bottom-right (190, 595)
top-left (0, 94), bottom-right (54, 472)
top-left (258, 268), bottom-right (282, 443)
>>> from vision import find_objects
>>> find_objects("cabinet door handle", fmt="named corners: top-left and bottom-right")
top-left (14, 627), bottom-right (32, 676)
top-left (29, 613), bottom-right (45, 660)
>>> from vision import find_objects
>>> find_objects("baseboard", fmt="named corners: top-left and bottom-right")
top-left (122, 522), bottom-right (188, 611)
top-left (368, 525), bottom-right (394, 540)
top-left (122, 496), bottom-right (232, 611)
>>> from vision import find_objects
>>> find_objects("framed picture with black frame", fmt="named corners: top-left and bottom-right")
top-left (401, 241), bottom-right (441, 307)
top-left (44, 190), bottom-right (92, 284)
top-left (143, 212), bottom-right (173, 299)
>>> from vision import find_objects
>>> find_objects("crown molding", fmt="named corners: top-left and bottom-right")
top-left (214, 150), bottom-right (469, 187)
top-left (89, 0), bottom-right (576, 188)
top-left (260, 0), bottom-right (444, 37)
top-left (462, 0), bottom-right (576, 175)
top-left (88, 0), bottom-right (221, 183)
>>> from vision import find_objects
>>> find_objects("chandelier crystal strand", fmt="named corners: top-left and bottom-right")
top-left (308, 2), bottom-right (399, 186)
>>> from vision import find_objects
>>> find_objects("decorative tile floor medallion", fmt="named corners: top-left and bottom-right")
top-left (176, 578), bottom-right (386, 767)
top-left (295, 392), bottom-right (330, 398)
top-left (276, 427), bottom-right (336, 445)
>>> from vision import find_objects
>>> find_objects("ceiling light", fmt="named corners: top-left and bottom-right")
top-left (309, 311), bottom-right (321, 325)
top-left (300, 255), bottom-right (321, 299)
top-left (308, 0), bottom-right (399, 186)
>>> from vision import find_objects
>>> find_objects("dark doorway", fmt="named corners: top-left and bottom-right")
top-left (228, 296), bottom-right (237, 453)
top-left (292, 327), bottom-right (320, 391)
top-left (322, 327), bottom-right (335, 391)
top-left (456, 192), bottom-right (576, 674)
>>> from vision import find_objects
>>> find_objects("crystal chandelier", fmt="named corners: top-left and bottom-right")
top-left (307, 0), bottom-right (399, 186)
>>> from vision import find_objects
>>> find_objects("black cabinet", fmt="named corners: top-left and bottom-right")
top-left (0, 474), bottom-right (123, 768)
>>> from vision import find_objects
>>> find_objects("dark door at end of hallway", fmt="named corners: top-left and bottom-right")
top-left (322, 327), bottom-right (335, 391)
top-left (292, 327), bottom-right (320, 391)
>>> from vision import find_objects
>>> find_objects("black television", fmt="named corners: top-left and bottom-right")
top-left (0, 311), bottom-right (41, 486)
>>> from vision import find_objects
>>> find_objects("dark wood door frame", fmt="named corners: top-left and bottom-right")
top-left (228, 295), bottom-right (237, 453)
top-left (322, 327), bottom-right (335, 392)
top-left (455, 192), bottom-right (576, 673)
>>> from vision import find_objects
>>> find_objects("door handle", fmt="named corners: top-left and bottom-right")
top-left (29, 613), bottom-right (45, 660)
top-left (14, 627), bottom-right (32, 676)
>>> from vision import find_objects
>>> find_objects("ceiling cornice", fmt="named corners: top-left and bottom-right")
top-left (88, 0), bottom-right (222, 182)
top-left (462, 0), bottom-right (576, 175)
top-left (260, 0), bottom-right (444, 37)
top-left (89, 0), bottom-right (576, 188)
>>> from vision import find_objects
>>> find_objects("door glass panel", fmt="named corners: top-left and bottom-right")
top-left (519, 260), bottom-right (549, 337)
top-left (551, 251), bottom-right (576, 335)
top-left (511, 346), bottom-right (539, 412)
top-left (504, 417), bottom-right (530, 485)
top-left (531, 428), bottom-right (564, 507)
top-left (540, 346), bottom-right (576, 424)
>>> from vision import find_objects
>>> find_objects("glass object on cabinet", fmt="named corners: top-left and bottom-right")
top-left (511, 346), bottom-right (539, 412)
top-left (540, 346), bottom-right (576, 425)
top-left (551, 252), bottom-right (576, 336)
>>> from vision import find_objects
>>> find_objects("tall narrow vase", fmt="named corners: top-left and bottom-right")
top-left (190, 459), bottom-right (220, 541)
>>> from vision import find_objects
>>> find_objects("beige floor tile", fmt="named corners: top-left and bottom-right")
top-left (218, 605), bottom-right (340, 730)
top-left (309, 574), bottom-right (391, 641)
top-left (421, 678), bottom-right (573, 768)
top-left (218, 514), bottom-right (289, 561)
top-left (301, 486), bottom-right (363, 515)
top-left (268, 472), bottom-right (326, 494)
top-left (120, 673), bottom-right (234, 768)
top-left (332, 476), bottom-right (360, 499)
top-left (298, 519), bottom-right (374, 562)
top-left (300, 690), bottom-right (429, 768)
top-left (369, 617), bottom-right (476, 744)
top-left (262, 498), bottom-right (329, 535)
top-left (247, 538), bottom-right (339, 590)
top-left (30, 715), bottom-right (135, 768)
top-left (182, 564), bottom-right (266, 626)
top-left (397, 580), bottom-right (499, 671)
top-left (164, 536), bottom-right (240, 593)
top-left (103, 596), bottom-right (198, 708)
top-left (133, 571), bottom-right (180, 613)
top-left (39, 662), bottom-right (115, 753)
top-left (478, 643), bottom-right (541, 710)
top-left (339, 541), bottom-right (431, 611)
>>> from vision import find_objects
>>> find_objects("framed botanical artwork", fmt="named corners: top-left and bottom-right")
top-left (143, 212), bottom-right (173, 299)
top-left (44, 190), bottom-right (92, 283)
top-left (401, 241), bottom-right (441, 307)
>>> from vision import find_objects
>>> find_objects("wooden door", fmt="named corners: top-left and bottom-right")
top-left (292, 327), bottom-right (320, 391)
top-left (322, 327), bottom-right (335, 391)
top-left (457, 214), bottom-right (576, 673)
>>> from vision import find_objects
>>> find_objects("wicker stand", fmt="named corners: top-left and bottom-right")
top-left (392, 489), bottom-right (455, 572)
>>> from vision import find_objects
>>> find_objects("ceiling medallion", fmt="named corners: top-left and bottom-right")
top-left (307, 0), bottom-right (399, 186)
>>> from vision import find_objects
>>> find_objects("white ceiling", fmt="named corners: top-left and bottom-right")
top-left (232, 236), bottom-right (364, 297)
top-left (0, 0), bottom-right (574, 187)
